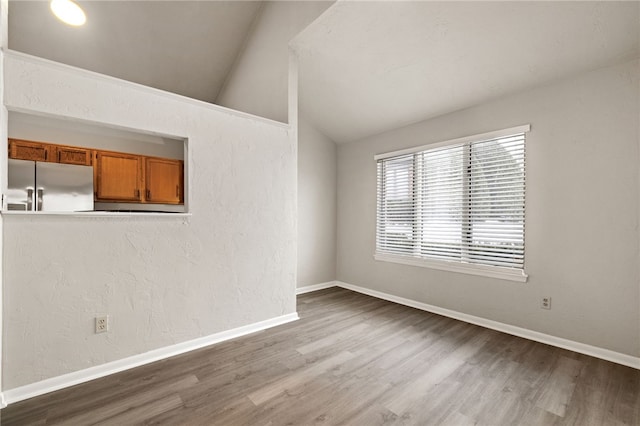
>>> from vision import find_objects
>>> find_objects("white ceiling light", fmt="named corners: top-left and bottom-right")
top-left (50, 0), bottom-right (86, 26)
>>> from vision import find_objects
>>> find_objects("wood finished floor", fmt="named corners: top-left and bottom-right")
top-left (3, 287), bottom-right (639, 425)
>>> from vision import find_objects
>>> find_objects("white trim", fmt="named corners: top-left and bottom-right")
top-left (334, 281), bottom-right (640, 370)
top-left (0, 393), bottom-right (6, 409)
top-left (296, 281), bottom-right (338, 295)
top-left (2, 312), bottom-right (299, 405)
top-left (1, 211), bottom-right (192, 218)
top-left (374, 253), bottom-right (528, 282)
top-left (374, 124), bottom-right (530, 161)
top-left (4, 50), bottom-right (290, 130)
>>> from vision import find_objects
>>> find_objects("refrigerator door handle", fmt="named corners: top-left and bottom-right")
top-left (27, 188), bottom-right (34, 211)
top-left (37, 188), bottom-right (44, 211)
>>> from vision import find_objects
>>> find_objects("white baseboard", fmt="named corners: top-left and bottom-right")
top-left (296, 281), bottom-right (338, 295)
top-left (2, 312), bottom-right (299, 406)
top-left (5, 281), bottom-right (638, 407)
top-left (334, 281), bottom-right (640, 370)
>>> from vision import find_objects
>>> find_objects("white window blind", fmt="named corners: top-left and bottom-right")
top-left (376, 126), bottom-right (528, 276)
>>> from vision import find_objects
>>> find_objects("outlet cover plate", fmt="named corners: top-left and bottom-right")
top-left (541, 297), bottom-right (551, 310)
top-left (95, 315), bottom-right (109, 333)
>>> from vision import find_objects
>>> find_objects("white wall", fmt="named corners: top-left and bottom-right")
top-left (2, 52), bottom-right (297, 389)
top-left (298, 116), bottom-right (336, 287)
top-left (337, 59), bottom-right (640, 357)
top-left (8, 111), bottom-right (184, 160)
top-left (216, 1), bottom-right (332, 123)
top-left (216, 0), bottom-right (337, 287)
top-left (0, 0), bottom-right (7, 407)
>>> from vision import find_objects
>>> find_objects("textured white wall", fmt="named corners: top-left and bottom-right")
top-left (215, 0), bottom-right (337, 287)
top-left (9, 111), bottom-right (184, 160)
top-left (297, 116), bottom-right (336, 287)
top-left (337, 59), bottom-right (640, 357)
top-left (2, 52), bottom-right (296, 389)
top-left (216, 1), bottom-right (332, 123)
top-left (0, 0), bottom-right (7, 405)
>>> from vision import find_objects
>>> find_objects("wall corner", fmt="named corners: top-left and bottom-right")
top-left (0, 0), bottom-right (9, 405)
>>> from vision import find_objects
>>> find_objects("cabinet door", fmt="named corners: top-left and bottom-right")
top-left (56, 146), bottom-right (92, 166)
top-left (145, 158), bottom-right (183, 204)
top-left (95, 152), bottom-right (143, 202)
top-left (9, 139), bottom-right (54, 162)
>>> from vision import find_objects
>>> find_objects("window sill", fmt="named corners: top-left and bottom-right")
top-left (374, 253), bottom-right (528, 282)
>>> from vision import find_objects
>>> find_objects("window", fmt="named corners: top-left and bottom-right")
top-left (375, 125), bottom-right (529, 282)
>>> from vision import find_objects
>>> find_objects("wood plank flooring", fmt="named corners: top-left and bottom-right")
top-left (3, 287), bottom-right (639, 425)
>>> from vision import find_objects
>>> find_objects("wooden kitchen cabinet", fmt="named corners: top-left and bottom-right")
top-left (9, 138), bottom-right (184, 205)
top-left (9, 139), bottom-right (92, 165)
top-left (145, 157), bottom-right (183, 204)
top-left (56, 146), bottom-right (92, 166)
top-left (9, 138), bottom-right (55, 162)
top-left (94, 151), bottom-right (143, 202)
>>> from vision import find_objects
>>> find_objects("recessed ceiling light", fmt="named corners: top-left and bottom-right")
top-left (50, 0), bottom-right (86, 27)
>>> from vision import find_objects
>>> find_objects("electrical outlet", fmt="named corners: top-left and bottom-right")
top-left (541, 297), bottom-right (551, 310)
top-left (95, 315), bottom-right (109, 333)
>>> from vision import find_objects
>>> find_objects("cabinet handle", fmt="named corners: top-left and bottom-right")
top-left (135, 189), bottom-right (140, 198)
top-left (146, 189), bottom-right (151, 199)
top-left (44, 151), bottom-right (48, 161)
top-left (58, 151), bottom-right (61, 162)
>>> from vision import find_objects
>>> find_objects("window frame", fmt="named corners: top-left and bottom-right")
top-left (374, 125), bottom-right (530, 282)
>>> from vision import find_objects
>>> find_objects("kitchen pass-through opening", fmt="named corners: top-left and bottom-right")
top-left (4, 111), bottom-right (188, 214)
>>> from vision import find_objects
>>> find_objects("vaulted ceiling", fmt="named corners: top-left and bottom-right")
top-left (8, 1), bottom-right (640, 145)
top-left (8, 0), bottom-right (262, 103)
top-left (294, 1), bottom-right (640, 143)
